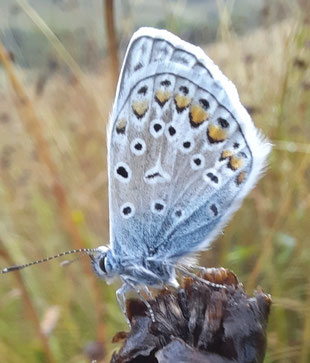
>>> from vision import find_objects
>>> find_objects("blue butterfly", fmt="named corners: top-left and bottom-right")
top-left (1, 28), bottom-right (270, 322)
top-left (90, 28), bottom-right (270, 318)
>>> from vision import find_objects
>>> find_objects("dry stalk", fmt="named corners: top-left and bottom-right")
top-left (104, 0), bottom-right (120, 89)
top-left (0, 241), bottom-right (56, 363)
top-left (0, 42), bottom-right (106, 350)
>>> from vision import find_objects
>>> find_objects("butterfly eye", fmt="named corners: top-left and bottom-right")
top-left (99, 256), bottom-right (107, 274)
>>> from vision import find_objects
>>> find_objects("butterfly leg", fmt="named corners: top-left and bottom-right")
top-left (123, 279), bottom-right (156, 323)
top-left (141, 285), bottom-right (153, 299)
top-left (116, 282), bottom-right (132, 326)
top-left (175, 265), bottom-right (227, 289)
top-left (136, 288), bottom-right (155, 322)
top-left (116, 280), bottom-right (156, 324)
top-left (191, 265), bottom-right (207, 273)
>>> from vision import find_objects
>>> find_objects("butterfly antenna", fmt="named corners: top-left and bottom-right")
top-left (1, 248), bottom-right (99, 274)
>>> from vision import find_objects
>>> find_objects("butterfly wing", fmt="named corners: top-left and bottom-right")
top-left (107, 28), bottom-right (270, 262)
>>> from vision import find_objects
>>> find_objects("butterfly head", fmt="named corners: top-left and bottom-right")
top-left (90, 246), bottom-right (118, 279)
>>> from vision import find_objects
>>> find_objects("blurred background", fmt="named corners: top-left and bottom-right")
top-left (0, 0), bottom-right (309, 362)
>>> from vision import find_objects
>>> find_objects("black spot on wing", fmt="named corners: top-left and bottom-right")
top-left (161, 80), bottom-right (171, 87)
top-left (146, 172), bottom-right (162, 179)
top-left (179, 86), bottom-right (189, 95)
top-left (210, 204), bottom-right (218, 216)
top-left (218, 117), bottom-right (229, 128)
top-left (134, 62), bottom-right (143, 71)
top-left (199, 98), bottom-right (210, 109)
top-left (168, 126), bottom-right (176, 136)
top-left (155, 203), bottom-right (164, 211)
top-left (138, 86), bottom-right (148, 95)
top-left (206, 172), bottom-right (219, 184)
top-left (154, 123), bottom-right (162, 132)
top-left (123, 206), bottom-right (131, 215)
top-left (117, 166), bottom-right (128, 179)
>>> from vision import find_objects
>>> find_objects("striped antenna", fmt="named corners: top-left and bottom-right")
top-left (1, 248), bottom-right (99, 274)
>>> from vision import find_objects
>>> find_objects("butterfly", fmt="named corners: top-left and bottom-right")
top-left (2, 27), bottom-right (271, 321)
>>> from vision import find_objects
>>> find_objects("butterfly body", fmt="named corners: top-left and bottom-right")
top-left (91, 246), bottom-right (175, 286)
top-left (90, 28), bottom-right (271, 299)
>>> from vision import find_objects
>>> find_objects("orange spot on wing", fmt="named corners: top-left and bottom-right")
top-left (116, 118), bottom-right (127, 134)
top-left (207, 125), bottom-right (228, 143)
top-left (189, 105), bottom-right (209, 127)
top-left (236, 171), bottom-right (246, 185)
top-left (221, 150), bottom-right (233, 159)
top-left (174, 94), bottom-right (191, 112)
top-left (155, 90), bottom-right (171, 107)
top-left (229, 156), bottom-right (243, 170)
top-left (132, 100), bottom-right (149, 119)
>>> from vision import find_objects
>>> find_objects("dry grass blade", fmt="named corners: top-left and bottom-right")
top-left (0, 41), bottom-right (107, 350)
top-left (15, 0), bottom-right (106, 144)
top-left (0, 41), bottom-right (84, 252)
top-left (0, 240), bottom-right (56, 363)
top-left (247, 152), bottom-right (309, 291)
top-left (15, 0), bottom-right (83, 82)
top-left (300, 282), bottom-right (310, 363)
top-left (104, 0), bottom-right (119, 89)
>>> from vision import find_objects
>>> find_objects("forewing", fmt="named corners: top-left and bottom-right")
top-left (108, 28), bottom-right (270, 260)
